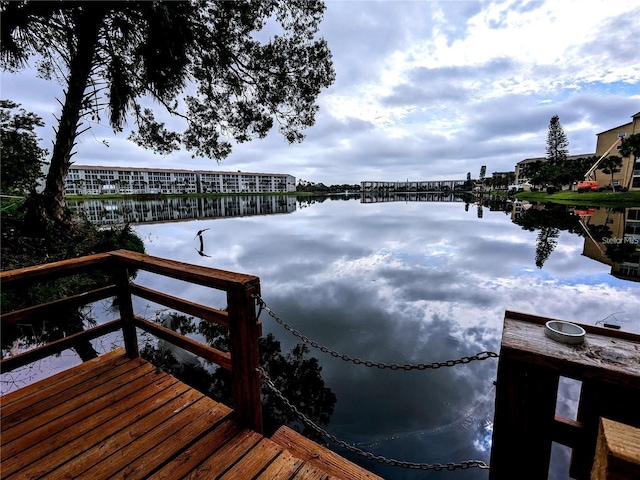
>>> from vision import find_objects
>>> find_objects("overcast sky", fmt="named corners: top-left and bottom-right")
top-left (3, 0), bottom-right (640, 186)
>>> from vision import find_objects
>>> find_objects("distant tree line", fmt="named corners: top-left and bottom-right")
top-left (521, 115), bottom-right (640, 191)
top-left (296, 180), bottom-right (362, 193)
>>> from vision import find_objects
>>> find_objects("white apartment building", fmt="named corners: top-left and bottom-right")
top-left (361, 179), bottom-right (466, 192)
top-left (65, 165), bottom-right (296, 195)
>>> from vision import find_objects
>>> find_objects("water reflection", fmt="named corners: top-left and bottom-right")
top-left (8, 195), bottom-right (640, 479)
top-left (141, 312), bottom-right (337, 442)
top-left (67, 195), bottom-right (298, 225)
top-left (361, 192), bottom-right (465, 203)
top-left (512, 203), bottom-right (640, 279)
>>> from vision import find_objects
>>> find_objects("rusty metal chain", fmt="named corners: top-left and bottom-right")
top-left (258, 367), bottom-right (490, 471)
top-left (254, 295), bottom-right (498, 370)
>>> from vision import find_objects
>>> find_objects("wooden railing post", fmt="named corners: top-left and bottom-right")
top-left (113, 262), bottom-right (139, 358)
top-left (227, 281), bottom-right (263, 434)
top-left (491, 312), bottom-right (640, 479)
top-left (490, 357), bottom-right (559, 479)
top-left (570, 381), bottom-right (640, 479)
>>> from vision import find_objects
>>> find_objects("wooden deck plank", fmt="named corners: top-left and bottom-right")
top-left (1, 354), bottom-right (148, 424)
top-left (147, 419), bottom-right (241, 480)
top-left (292, 463), bottom-right (331, 480)
top-left (1, 359), bottom-right (156, 444)
top-left (1, 353), bottom-right (381, 480)
top-left (0, 348), bottom-right (125, 408)
top-left (112, 397), bottom-right (234, 479)
top-left (270, 426), bottom-right (385, 480)
top-left (39, 386), bottom-right (204, 479)
top-left (182, 429), bottom-right (264, 479)
top-left (500, 315), bottom-right (640, 384)
top-left (255, 450), bottom-right (306, 479)
top-left (0, 349), bottom-right (130, 415)
top-left (218, 438), bottom-right (284, 480)
top-left (4, 376), bottom-right (189, 479)
top-left (0, 372), bottom-right (177, 475)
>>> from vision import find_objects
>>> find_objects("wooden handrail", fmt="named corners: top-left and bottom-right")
top-left (0, 250), bottom-right (264, 433)
top-left (504, 310), bottom-right (639, 341)
top-left (0, 285), bottom-right (118, 325)
top-left (0, 319), bottom-right (124, 372)
top-left (129, 283), bottom-right (229, 328)
top-left (133, 316), bottom-right (232, 370)
top-left (109, 250), bottom-right (260, 290)
top-left (0, 253), bottom-right (113, 285)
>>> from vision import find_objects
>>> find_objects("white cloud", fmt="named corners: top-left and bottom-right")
top-left (3, 0), bottom-right (640, 185)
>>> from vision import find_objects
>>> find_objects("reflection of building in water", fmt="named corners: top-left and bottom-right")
top-left (511, 200), bottom-right (524, 221)
top-left (580, 207), bottom-right (640, 281)
top-left (65, 165), bottom-right (296, 195)
top-left (360, 192), bottom-right (465, 203)
top-left (360, 180), bottom-right (466, 192)
top-left (68, 196), bottom-right (297, 225)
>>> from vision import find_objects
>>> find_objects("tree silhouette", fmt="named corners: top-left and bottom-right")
top-left (141, 312), bottom-right (336, 441)
top-left (0, 100), bottom-right (47, 195)
top-left (600, 155), bottom-right (623, 190)
top-left (1, 1), bottom-right (334, 226)
top-left (513, 204), bottom-right (582, 268)
top-left (546, 115), bottom-right (569, 166)
top-left (535, 226), bottom-right (560, 268)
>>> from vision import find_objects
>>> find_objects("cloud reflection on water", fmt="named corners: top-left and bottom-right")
top-left (132, 198), bottom-right (639, 479)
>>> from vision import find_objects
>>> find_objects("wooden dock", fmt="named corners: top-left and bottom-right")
top-left (1, 348), bottom-right (382, 480)
top-left (489, 311), bottom-right (640, 480)
top-left (0, 251), bottom-right (383, 480)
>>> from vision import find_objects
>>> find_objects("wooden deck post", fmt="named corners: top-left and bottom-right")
top-left (490, 357), bottom-right (559, 479)
top-left (113, 263), bottom-right (139, 358)
top-left (226, 281), bottom-right (263, 434)
top-left (570, 381), bottom-right (640, 479)
top-left (591, 418), bottom-right (640, 480)
top-left (490, 312), bottom-right (640, 480)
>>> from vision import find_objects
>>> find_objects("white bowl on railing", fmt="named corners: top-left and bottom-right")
top-left (544, 320), bottom-right (586, 345)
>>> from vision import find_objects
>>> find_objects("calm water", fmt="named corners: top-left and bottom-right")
top-left (5, 195), bottom-right (640, 479)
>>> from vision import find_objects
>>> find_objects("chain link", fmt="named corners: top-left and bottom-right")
top-left (259, 367), bottom-right (490, 471)
top-left (254, 295), bottom-right (498, 370)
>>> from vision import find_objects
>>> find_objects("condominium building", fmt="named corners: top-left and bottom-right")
top-left (514, 154), bottom-right (594, 186)
top-left (594, 112), bottom-right (640, 190)
top-left (360, 179), bottom-right (466, 192)
top-left (514, 111), bottom-right (640, 190)
top-left (65, 165), bottom-right (296, 195)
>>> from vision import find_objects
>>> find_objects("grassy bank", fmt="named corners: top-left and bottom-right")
top-left (515, 190), bottom-right (640, 207)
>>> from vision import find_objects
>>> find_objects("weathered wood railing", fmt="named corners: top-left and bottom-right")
top-left (489, 311), bottom-right (640, 479)
top-left (0, 250), bottom-right (263, 433)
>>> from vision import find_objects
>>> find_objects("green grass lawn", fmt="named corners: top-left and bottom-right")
top-left (515, 190), bottom-right (640, 207)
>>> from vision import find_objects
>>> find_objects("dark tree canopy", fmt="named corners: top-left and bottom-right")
top-left (1, 0), bottom-right (335, 224)
top-left (600, 155), bottom-right (622, 189)
top-left (620, 133), bottom-right (640, 159)
top-left (0, 99), bottom-right (47, 195)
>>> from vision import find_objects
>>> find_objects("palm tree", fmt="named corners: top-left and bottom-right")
top-left (94, 178), bottom-right (105, 194)
top-left (72, 178), bottom-right (85, 195)
top-left (600, 156), bottom-right (623, 191)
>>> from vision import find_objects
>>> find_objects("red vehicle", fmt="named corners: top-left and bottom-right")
top-left (576, 180), bottom-right (599, 192)
top-left (574, 207), bottom-right (596, 216)
top-left (577, 136), bottom-right (624, 192)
